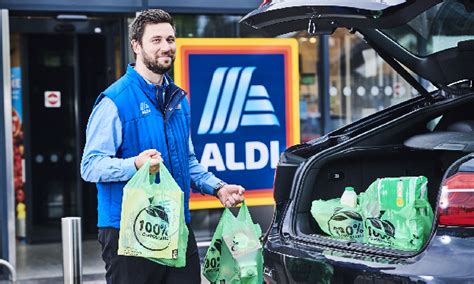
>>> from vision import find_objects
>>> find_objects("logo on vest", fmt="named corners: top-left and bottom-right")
top-left (197, 66), bottom-right (280, 135)
top-left (140, 102), bottom-right (151, 115)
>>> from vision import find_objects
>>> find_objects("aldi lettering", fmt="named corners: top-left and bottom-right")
top-left (200, 141), bottom-right (280, 171)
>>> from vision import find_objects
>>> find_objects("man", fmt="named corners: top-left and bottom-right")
top-left (81, 9), bottom-right (245, 284)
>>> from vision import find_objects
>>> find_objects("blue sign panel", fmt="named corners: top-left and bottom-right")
top-left (189, 54), bottom-right (286, 190)
top-left (175, 38), bottom-right (299, 208)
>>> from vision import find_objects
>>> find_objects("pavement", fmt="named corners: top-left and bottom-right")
top-left (0, 240), bottom-right (211, 283)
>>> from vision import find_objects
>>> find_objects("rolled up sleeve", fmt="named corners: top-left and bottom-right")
top-left (188, 136), bottom-right (222, 195)
top-left (80, 97), bottom-right (137, 183)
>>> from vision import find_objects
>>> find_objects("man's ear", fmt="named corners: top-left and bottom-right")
top-left (131, 39), bottom-right (141, 55)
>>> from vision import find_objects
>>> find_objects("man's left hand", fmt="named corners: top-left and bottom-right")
top-left (216, 184), bottom-right (245, 208)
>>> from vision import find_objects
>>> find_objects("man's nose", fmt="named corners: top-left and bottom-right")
top-left (160, 42), bottom-right (171, 53)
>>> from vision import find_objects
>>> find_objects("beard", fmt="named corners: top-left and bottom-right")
top-left (142, 49), bottom-right (175, 75)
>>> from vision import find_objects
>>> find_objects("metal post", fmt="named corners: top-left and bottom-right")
top-left (0, 259), bottom-right (16, 283)
top-left (61, 217), bottom-right (82, 284)
top-left (344, 35), bottom-right (352, 124)
top-left (0, 8), bottom-right (16, 272)
top-left (318, 34), bottom-right (331, 134)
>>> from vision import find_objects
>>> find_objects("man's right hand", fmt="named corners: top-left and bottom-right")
top-left (217, 184), bottom-right (245, 208)
top-left (134, 149), bottom-right (163, 174)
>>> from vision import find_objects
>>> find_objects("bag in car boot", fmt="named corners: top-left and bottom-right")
top-left (360, 176), bottom-right (434, 251)
top-left (360, 176), bottom-right (428, 217)
top-left (311, 198), bottom-right (364, 242)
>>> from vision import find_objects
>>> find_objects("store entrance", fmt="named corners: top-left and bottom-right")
top-left (11, 16), bottom-right (125, 242)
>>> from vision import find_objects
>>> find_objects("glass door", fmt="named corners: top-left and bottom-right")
top-left (10, 16), bottom-right (124, 242)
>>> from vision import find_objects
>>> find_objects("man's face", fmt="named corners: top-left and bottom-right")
top-left (134, 23), bottom-right (176, 75)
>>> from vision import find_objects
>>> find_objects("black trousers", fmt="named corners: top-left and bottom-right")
top-left (98, 226), bottom-right (201, 284)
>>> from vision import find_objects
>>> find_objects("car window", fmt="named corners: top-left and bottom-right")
top-left (381, 0), bottom-right (474, 57)
top-left (295, 29), bottom-right (421, 142)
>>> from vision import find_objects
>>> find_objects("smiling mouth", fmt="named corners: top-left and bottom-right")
top-left (158, 55), bottom-right (173, 61)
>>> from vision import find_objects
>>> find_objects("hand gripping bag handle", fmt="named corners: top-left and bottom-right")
top-left (123, 159), bottom-right (156, 198)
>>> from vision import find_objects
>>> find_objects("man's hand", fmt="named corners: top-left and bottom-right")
top-left (134, 149), bottom-right (163, 174)
top-left (217, 184), bottom-right (245, 208)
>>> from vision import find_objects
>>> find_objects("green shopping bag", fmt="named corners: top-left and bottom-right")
top-left (364, 199), bottom-right (433, 251)
top-left (148, 161), bottom-right (189, 267)
top-left (392, 199), bottom-right (433, 250)
top-left (203, 201), bottom-right (263, 284)
top-left (203, 208), bottom-right (231, 282)
top-left (229, 202), bottom-right (263, 284)
top-left (311, 198), bottom-right (364, 242)
top-left (360, 176), bottom-right (428, 218)
top-left (118, 161), bottom-right (185, 261)
top-left (360, 176), bottom-right (434, 251)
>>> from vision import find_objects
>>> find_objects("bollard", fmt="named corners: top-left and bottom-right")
top-left (0, 259), bottom-right (16, 283)
top-left (61, 217), bottom-right (82, 284)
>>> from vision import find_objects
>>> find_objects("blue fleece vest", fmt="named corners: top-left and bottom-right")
top-left (96, 65), bottom-right (191, 228)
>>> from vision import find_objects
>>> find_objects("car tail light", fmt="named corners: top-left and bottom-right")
top-left (438, 173), bottom-right (474, 226)
top-left (260, 0), bottom-right (271, 7)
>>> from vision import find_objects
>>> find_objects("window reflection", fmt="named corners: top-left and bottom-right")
top-left (174, 15), bottom-right (241, 38)
top-left (296, 29), bottom-right (419, 142)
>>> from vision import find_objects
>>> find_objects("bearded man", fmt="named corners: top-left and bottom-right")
top-left (80, 9), bottom-right (245, 284)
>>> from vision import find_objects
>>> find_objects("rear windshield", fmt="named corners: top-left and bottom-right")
top-left (382, 0), bottom-right (474, 57)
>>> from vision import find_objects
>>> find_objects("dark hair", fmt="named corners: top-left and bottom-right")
top-left (129, 9), bottom-right (175, 45)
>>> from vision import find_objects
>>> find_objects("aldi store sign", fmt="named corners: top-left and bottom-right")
top-left (175, 38), bottom-right (299, 209)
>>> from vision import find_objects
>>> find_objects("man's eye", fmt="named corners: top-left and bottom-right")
top-left (168, 38), bottom-right (176, 43)
top-left (152, 39), bottom-right (161, 43)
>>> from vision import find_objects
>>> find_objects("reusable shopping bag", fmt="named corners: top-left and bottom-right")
top-left (360, 176), bottom-right (428, 217)
top-left (203, 201), bottom-right (263, 284)
top-left (118, 161), bottom-right (187, 263)
top-left (228, 202), bottom-right (263, 284)
top-left (360, 176), bottom-right (434, 251)
top-left (203, 208), bottom-right (232, 282)
top-left (311, 198), bottom-right (364, 242)
top-left (364, 199), bottom-right (433, 250)
top-left (148, 162), bottom-right (189, 268)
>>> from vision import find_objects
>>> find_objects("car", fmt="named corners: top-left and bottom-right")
top-left (240, 0), bottom-right (474, 283)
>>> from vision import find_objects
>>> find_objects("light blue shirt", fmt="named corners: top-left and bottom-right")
top-left (80, 84), bottom-right (222, 196)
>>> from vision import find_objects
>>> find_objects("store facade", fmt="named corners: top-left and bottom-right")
top-left (0, 0), bottom-right (425, 271)
top-left (0, 0), bottom-right (263, 269)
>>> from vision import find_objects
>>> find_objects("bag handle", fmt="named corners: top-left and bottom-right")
top-left (414, 199), bottom-right (431, 216)
top-left (132, 159), bottom-right (181, 190)
top-left (125, 159), bottom-right (183, 199)
top-left (157, 161), bottom-right (182, 192)
top-left (126, 159), bottom-right (153, 185)
top-left (237, 200), bottom-right (253, 222)
top-left (123, 159), bottom-right (158, 198)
